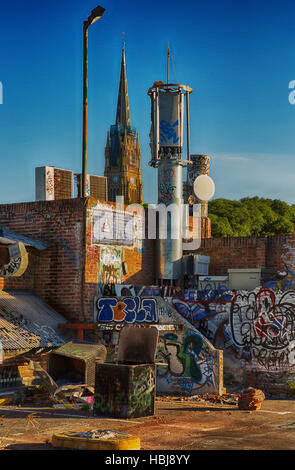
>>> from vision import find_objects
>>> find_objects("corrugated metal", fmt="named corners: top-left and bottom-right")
top-left (0, 317), bottom-right (41, 354)
top-left (0, 290), bottom-right (66, 354)
top-left (0, 227), bottom-right (51, 250)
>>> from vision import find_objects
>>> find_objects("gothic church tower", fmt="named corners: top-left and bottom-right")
top-left (104, 38), bottom-right (143, 204)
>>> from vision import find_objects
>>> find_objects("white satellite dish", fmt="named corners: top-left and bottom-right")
top-left (193, 174), bottom-right (215, 201)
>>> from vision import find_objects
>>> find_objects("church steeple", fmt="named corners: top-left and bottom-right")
top-left (115, 33), bottom-right (131, 128)
top-left (104, 35), bottom-right (143, 205)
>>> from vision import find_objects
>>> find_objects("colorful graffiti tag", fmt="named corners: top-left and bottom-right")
top-left (264, 269), bottom-right (295, 293)
top-left (95, 296), bottom-right (158, 324)
top-left (156, 330), bottom-right (217, 394)
top-left (157, 331), bottom-right (203, 382)
top-left (99, 246), bottom-right (122, 284)
top-left (230, 287), bottom-right (295, 368)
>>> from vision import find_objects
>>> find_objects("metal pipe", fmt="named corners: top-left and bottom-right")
top-left (155, 87), bottom-right (160, 160)
top-left (167, 45), bottom-right (170, 84)
top-left (186, 91), bottom-right (190, 162)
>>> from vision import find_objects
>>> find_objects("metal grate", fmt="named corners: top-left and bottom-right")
top-left (54, 169), bottom-right (73, 199)
top-left (0, 365), bottom-right (22, 389)
top-left (89, 175), bottom-right (107, 200)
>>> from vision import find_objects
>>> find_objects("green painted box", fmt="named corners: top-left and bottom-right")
top-left (94, 363), bottom-right (156, 419)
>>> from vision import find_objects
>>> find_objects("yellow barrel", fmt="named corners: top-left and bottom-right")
top-left (51, 429), bottom-right (140, 450)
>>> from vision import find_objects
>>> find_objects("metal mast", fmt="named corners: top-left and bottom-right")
top-left (147, 59), bottom-right (193, 285)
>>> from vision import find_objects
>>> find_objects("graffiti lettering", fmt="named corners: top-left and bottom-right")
top-left (230, 287), bottom-right (295, 368)
top-left (160, 120), bottom-right (180, 144)
top-left (96, 296), bottom-right (158, 324)
top-left (157, 331), bottom-right (203, 383)
top-left (99, 246), bottom-right (122, 284)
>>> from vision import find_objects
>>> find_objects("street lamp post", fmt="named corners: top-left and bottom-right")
top-left (81, 5), bottom-right (105, 198)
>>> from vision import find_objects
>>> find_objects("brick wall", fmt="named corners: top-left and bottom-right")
top-left (0, 199), bottom-right (85, 322)
top-left (194, 236), bottom-right (267, 276)
top-left (0, 198), bottom-right (156, 323)
top-left (193, 234), bottom-right (295, 276)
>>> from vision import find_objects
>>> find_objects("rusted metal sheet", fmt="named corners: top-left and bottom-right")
top-left (0, 291), bottom-right (66, 355)
top-left (0, 316), bottom-right (41, 355)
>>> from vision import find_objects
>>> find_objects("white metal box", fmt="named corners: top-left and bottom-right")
top-left (228, 268), bottom-right (262, 291)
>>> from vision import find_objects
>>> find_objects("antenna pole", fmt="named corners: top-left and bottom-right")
top-left (167, 44), bottom-right (170, 84)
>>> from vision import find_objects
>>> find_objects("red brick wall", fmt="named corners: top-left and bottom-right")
top-left (195, 233), bottom-right (295, 276)
top-left (0, 199), bottom-right (85, 322)
top-left (194, 236), bottom-right (267, 276)
top-left (0, 198), bottom-right (156, 323)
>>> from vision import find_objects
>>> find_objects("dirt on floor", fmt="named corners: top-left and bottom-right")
top-left (0, 394), bottom-right (294, 451)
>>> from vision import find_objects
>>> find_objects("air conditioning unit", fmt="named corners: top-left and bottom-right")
top-left (35, 166), bottom-right (74, 201)
top-left (75, 174), bottom-right (108, 201)
top-left (183, 254), bottom-right (210, 276)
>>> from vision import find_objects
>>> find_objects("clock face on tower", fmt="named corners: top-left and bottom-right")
top-left (112, 176), bottom-right (118, 183)
top-left (130, 177), bottom-right (135, 184)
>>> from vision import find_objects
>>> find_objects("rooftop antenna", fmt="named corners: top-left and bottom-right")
top-left (147, 51), bottom-right (193, 284)
top-left (167, 43), bottom-right (170, 84)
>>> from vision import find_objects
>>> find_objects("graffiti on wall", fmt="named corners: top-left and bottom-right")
top-left (99, 246), bottom-right (122, 284)
top-left (0, 242), bottom-right (28, 278)
top-left (230, 287), bottom-right (295, 369)
top-left (172, 299), bottom-right (229, 324)
top-left (96, 283), bottom-right (227, 300)
top-left (95, 296), bottom-right (158, 324)
top-left (178, 288), bottom-right (233, 303)
top-left (95, 281), bottom-right (295, 372)
top-left (264, 269), bottom-right (295, 293)
top-left (94, 275), bottom-right (295, 395)
top-left (174, 284), bottom-right (295, 370)
top-left (94, 364), bottom-right (155, 419)
top-left (96, 284), bottom-right (182, 299)
top-left (156, 330), bottom-right (217, 394)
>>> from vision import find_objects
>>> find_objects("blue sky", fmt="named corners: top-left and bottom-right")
top-left (0, 0), bottom-right (295, 204)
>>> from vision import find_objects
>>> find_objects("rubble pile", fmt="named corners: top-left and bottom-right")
top-left (238, 387), bottom-right (265, 411)
top-left (69, 430), bottom-right (124, 440)
top-left (156, 393), bottom-right (241, 406)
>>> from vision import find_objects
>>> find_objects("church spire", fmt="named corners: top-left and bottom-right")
top-left (115, 33), bottom-right (131, 128)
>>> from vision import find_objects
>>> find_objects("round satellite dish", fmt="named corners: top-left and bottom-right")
top-left (193, 175), bottom-right (215, 201)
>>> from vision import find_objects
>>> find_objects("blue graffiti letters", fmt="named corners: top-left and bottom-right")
top-left (160, 120), bottom-right (179, 144)
top-left (96, 296), bottom-right (158, 324)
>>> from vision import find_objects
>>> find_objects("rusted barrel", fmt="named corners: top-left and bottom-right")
top-left (238, 387), bottom-right (265, 411)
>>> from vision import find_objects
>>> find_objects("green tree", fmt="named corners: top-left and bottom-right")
top-left (208, 197), bottom-right (295, 238)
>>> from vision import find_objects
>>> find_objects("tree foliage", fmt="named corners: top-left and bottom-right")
top-left (208, 197), bottom-right (295, 238)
